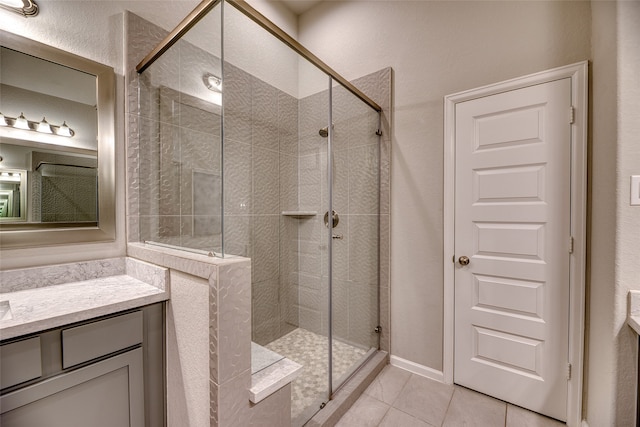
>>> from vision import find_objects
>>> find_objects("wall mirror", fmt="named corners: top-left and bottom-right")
top-left (0, 30), bottom-right (115, 248)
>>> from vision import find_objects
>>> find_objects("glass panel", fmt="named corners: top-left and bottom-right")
top-left (137, 3), bottom-right (223, 256)
top-left (330, 80), bottom-right (380, 391)
top-left (223, 4), bottom-right (330, 425)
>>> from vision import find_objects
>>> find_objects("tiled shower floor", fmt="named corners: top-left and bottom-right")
top-left (265, 328), bottom-right (368, 423)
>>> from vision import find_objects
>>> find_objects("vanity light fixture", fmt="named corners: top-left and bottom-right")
top-left (0, 172), bottom-right (21, 182)
top-left (36, 117), bottom-right (52, 134)
top-left (1, 112), bottom-right (74, 137)
top-left (57, 121), bottom-right (72, 137)
top-left (13, 112), bottom-right (30, 130)
top-left (203, 72), bottom-right (222, 93)
top-left (0, 0), bottom-right (38, 17)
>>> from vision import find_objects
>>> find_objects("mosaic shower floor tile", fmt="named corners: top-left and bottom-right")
top-left (265, 327), bottom-right (369, 423)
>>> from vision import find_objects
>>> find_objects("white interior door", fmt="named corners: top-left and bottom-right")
top-left (454, 78), bottom-right (572, 421)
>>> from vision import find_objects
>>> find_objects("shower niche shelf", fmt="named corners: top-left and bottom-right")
top-left (281, 211), bottom-right (317, 218)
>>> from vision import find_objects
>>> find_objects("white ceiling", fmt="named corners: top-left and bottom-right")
top-left (279, 0), bottom-right (323, 16)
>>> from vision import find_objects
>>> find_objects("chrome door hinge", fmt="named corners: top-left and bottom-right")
top-left (374, 326), bottom-right (382, 334)
top-left (569, 236), bottom-right (574, 254)
top-left (567, 363), bottom-right (572, 380)
top-left (569, 106), bottom-right (575, 124)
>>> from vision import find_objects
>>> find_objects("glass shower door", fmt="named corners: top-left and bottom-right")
top-left (222, 4), bottom-right (332, 425)
top-left (329, 81), bottom-right (381, 392)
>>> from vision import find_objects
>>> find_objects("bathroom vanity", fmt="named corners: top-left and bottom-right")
top-left (1, 305), bottom-right (163, 426)
top-left (0, 257), bottom-right (169, 427)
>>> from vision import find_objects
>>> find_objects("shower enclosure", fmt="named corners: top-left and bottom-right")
top-left (134, 1), bottom-right (382, 424)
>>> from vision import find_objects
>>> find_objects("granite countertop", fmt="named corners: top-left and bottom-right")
top-left (0, 257), bottom-right (169, 341)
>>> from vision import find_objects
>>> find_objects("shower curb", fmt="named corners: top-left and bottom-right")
top-left (304, 350), bottom-right (388, 427)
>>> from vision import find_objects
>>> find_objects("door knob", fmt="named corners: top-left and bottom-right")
top-left (458, 256), bottom-right (470, 266)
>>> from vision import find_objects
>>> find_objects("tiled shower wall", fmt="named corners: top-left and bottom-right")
top-left (223, 62), bottom-right (300, 345)
top-left (225, 67), bottom-right (391, 350)
top-left (127, 16), bottom-right (223, 253)
top-left (294, 72), bottom-right (391, 351)
top-left (126, 12), bottom-right (391, 352)
top-left (126, 12), bottom-right (299, 345)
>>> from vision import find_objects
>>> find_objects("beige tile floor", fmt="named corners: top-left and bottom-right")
top-left (336, 365), bottom-right (566, 427)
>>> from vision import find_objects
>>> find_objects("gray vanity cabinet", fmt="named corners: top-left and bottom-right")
top-left (0, 348), bottom-right (144, 426)
top-left (0, 303), bottom-right (165, 427)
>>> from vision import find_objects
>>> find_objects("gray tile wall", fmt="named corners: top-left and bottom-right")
top-left (223, 63), bottom-right (299, 346)
top-left (295, 74), bottom-right (389, 352)
top-left (296, 90), bottom-right (328, 339)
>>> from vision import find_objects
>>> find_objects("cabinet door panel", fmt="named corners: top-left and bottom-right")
top-left (0, 337), bottom-right (42, 389)
top-left (0, 349), bottom-right (144, 427)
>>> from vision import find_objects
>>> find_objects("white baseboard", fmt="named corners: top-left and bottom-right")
top-left (390, 355), bottom-right (444, 383)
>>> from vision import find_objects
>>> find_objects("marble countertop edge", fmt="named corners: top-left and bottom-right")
top-left (0, 277), bottom-right (168, 341)
top-left (250, 357), bottom-right (302, 404)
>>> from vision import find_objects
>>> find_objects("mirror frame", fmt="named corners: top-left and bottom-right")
top-left (0, 30), bottom-right (116, 248)
top-left (0, 168), bottom-right (27, 222)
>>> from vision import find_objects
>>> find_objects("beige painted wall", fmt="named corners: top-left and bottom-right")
top-left (296, 0), bottom-right (591, 371)
top-left (587, 2), bottom-right (618, 423)
top-left (587, 1), bottom-right (640, 425)
top-left (615, 4), bottom-right (640, 424)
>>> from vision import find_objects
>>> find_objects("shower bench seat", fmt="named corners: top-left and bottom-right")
top-left (251, 342), bottom-right (302, 403)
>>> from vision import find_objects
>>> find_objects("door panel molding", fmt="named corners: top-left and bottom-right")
top-left (443, 61), bottom-right (588, 427)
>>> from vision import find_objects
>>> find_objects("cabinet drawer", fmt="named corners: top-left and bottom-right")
top-left (0, 337), bottom-right (42, 389)
top-left (62, 311), bottom-right (143, 369)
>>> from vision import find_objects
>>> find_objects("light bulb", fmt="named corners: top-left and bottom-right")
top-left (13, 112), bottom-right (30, 130)
top-left (57, 121), bottom-right (72, 137)
top-left (0, 0), bottom-right (24, 8)
top-left (0, 0), bottom-right (25, 8)
top-left (203, 73), bottom-right (222, 92)
top-left (37, 117), bottom-right (52, 134)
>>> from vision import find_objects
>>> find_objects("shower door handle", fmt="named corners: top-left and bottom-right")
top-left (324, 210), bottom-right (340, 228)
